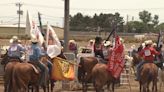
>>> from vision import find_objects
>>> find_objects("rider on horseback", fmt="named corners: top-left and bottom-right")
top-left (135, 40), bottom-right (160, 81)
top-left (94, 36), bottom-right (104, 59)
top-left (28, 37), bottom-right (48, 86)
top-left (8, 36), bottom-right (25, 62)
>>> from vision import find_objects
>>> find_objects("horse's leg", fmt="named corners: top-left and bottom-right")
top-left (139, 81), bottom-right (142, 92)
top-left (153, 79), bottom-right (158, 92)
top-left (112, 81), bottom-right (115, 92)
top-left (50, 80), bottom-right (55, 92)
top-left (147, 82), bottom-right (150, 92)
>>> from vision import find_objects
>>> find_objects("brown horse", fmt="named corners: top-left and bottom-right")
top-left (139, 63), bottom-right (158, 92)
top-left (1, 50), bottom-right (21, 92)
top-left (78, 57), bottom-right (98, 92)
top-left (11, 62), bottom-right (40, 92)
top-left (92, 63), bottom-right (115, 92)
top-left (10, 55), bottom-right (49, 92)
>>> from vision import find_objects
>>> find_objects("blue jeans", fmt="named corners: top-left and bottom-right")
top-left (47, 60), bottom-right (53, 74)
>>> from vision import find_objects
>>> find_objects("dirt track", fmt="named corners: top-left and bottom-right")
top-left (1, 75), bottom-right (163, 92)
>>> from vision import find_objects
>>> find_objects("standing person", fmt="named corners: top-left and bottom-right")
top-left (28, 37), bottom-right (47, 86)
top-left (87, 39), bottom-right (94, 50)
top-left (69, 40), bottom-right (78, 57)
top-left (93, 36), bottom-right (104, 59)
top-left (8, 36), bottom-right (25, 62)
top-left (103, 41), bottom-right (113, 61)
top-left (135, 40), bottom-right (160, 81)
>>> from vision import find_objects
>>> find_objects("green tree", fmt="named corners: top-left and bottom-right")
top-left (139, 10), bottom-right (152, 24)
top-left (152, 15), bottom-right (159, 27)
top-left (127, 21), bottom-right (144, 33)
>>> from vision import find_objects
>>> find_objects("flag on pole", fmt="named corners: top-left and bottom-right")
top-left (107, 35), bottom-right (125, 79)
top-left (46, 24), bottom-right (61, 58)
top-left (157, 30), bottom-right (163, 48)
top-left (25, 11), bottom-right (44, 45)
top-left (25, 11), bottom-right (31, 36)
top-left (31, 21), bottom-right (44, 45)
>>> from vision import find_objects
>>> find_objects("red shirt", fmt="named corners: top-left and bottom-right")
top-left (138, 46), bottom-right (160, 62)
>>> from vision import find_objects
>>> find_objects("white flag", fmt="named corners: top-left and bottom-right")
top-left (25, 11), bottom-right (32, 36)
top-left (46, 24), bottom-right (61, 58)
top-left (31, 21), bottom-right (44, 45)
top-left (25, 11), bottom-right (44, 45)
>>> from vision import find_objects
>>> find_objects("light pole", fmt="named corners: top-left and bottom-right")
top-left (16, 2), bottom-right (23, 38)
top-left (64, 0), bottom-right (70, 52)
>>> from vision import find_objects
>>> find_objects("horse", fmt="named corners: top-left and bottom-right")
top-left (1, 50), bottom-right (22, 92)
top-left (131, 50), bottom-right (142, 75)
top-left (158, 67), bottom-right (164, 92)
top-left (139, 63), bottom-right (158, 92)
top-left (78, 57), bottom-right (99, 92)
top-left (92, 63), bottom-right (115, 92)
top-left (12, 54), bottom-right (50, 92)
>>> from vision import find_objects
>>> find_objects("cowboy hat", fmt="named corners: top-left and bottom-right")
top-left (31, 37), bottom-right (38, 43)
top-left (9, 36), bottom-right (18, 43)
top-left (104, 41), bottom-right (111, 47)
top-left (145, 40), bottom-right (153, 45)
top-left (69, 40), bottom-right (75, 43)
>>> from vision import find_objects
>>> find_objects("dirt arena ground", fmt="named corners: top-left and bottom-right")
top-left (0, 76), bottom-right (163, 92)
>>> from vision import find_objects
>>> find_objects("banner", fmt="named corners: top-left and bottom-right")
top-left (25, 11), bottom-right (44, 45)
top-left (51, 57), bottom-right (75, 81)
top-left (46, 24), bottom-right (61, 58)
top-left (107, 36), bottom-right (125, 79)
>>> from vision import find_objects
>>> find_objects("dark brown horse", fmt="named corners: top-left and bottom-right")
top-left (78, 57), bottom-right (98, 92)
top-left (131, 50), bottom-right (142, 75)
top-left (139, 63), bottom-right (158, 92)
top-left (92, 63), bottom-right (115, 92)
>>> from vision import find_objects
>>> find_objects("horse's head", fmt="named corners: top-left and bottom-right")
top-left (1, 50), bottom-right (9, 65)
top-left (131, 51), bottom-right (142, 66)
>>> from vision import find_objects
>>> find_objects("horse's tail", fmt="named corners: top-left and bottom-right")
top-left (12, 64), bottom-right (27, 92)
top-left (78, 57), bottom-right (85, 82)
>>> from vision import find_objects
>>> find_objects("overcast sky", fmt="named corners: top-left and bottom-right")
top-left (0, 0), bottom-right (164, 27)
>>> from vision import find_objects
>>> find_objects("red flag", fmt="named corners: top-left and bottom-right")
top-left (107, 36), bottom-right (125, 79)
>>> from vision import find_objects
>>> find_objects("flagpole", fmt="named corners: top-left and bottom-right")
top-left (38, 12), bottom-right (46, 50)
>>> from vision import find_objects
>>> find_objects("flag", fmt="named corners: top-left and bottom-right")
top-left (107, 36), bottom-right (125, 79)
top-left (46, 24), bottom-right (61, 58)
top-left (25, 11), bottom-right (44, 45)
top-left (157, 30), bottom-right (163, 48)
top-left (30, 21), bottom-right (44, 45)
top-left (25, 11), bottom-right (31, 36)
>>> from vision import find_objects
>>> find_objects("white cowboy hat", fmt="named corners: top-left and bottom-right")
top-left (131, 45), bottom-right (136, 49)
top-left (31, 37), bottom-right (38, 43)
top-left (89, 39), bottom-right (94, 43)
top-left (69, 40), bottom-right (75, 43)
top-left (104, 41), bottom-right (111, 47)
top-left (9, 36), bottom-right (18, 43)
top-left (153, 43), bottom-right (157, 46)
top-left (145, 40), bottom-right (153, 45)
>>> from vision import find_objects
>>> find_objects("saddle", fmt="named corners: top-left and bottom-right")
top-left (28, 61), bottom-right (41, 74)
top-left (96, 55), bottom-right (108, 64)
top-left (9, 57), bottom-right (22, 63)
